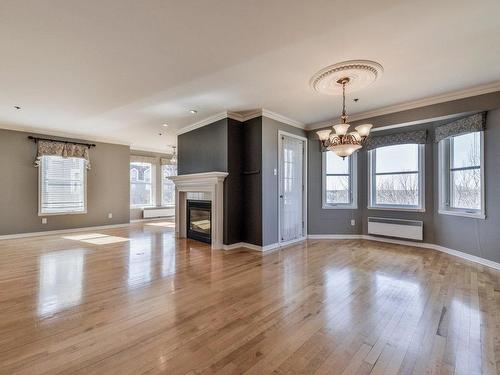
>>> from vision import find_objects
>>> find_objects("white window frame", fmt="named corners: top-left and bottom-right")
top-left (130, 161), bottom-right (156, 208)
top-left (438, 132), bottom-right (485, 219)
top-left (160, 163), bottom-right (177, 207)
top-left (368, 144), bottom-right (425, 212)
top-left (38, 156), bottom-right (88, 216)
top-left (322, 152), bottom-right (357, 209)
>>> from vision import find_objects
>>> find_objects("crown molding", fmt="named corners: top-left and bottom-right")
top-left (176, 109), bottom-right (305, 136)
top-left (261, 109), bottom-right (305, 129)
top-left (306, 81), bottom-right (500, 131)
top-left (175, 111), bottom-right (231, 135)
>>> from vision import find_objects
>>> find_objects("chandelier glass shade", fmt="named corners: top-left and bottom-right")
top-left (316, 77), bottom-right (372, 158)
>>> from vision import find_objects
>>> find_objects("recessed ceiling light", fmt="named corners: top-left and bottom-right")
top-left (162, 123), bottom-right (168, 127)
top-left (189, 109), bottom-right (197, 114)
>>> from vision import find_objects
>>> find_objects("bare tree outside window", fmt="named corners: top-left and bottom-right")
top-left (449, 132), bottom-right (481, 210)
top-left (370, 144), bottom-right (423, 209)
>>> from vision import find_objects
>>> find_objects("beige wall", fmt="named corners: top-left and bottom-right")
top-left (129, 149), bottom-right (174, 221)
top-left (0, 128), bottom-right (131, 235)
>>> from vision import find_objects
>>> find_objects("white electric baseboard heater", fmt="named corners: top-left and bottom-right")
top-left (143, 207), bottom-right (175, 219)
top-left (367, 217), bottom-right (423, 241)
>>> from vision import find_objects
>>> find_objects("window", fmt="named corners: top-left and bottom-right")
top-left (39, 156), bottom-right (86, 215)
top-left (368, 144), bottom-right (425, 210)
top-left (438, 132), bottom-right (484, 218)
top-left (161, 164), bottom-right (177, 206)
top-left (130, 162), bottom-right (154, 207)
top-left (322, 152), bottom-right (357, 208)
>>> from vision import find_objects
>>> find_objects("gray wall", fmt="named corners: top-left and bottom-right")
top-left (241, 117), bottom-right (262, 245)
top-left (177, 118), bottom-right (242, 245)
top-left (176, 116), bottom-right (306, 247)
top-left (129, 149), bottom-right (174, 221)
top-left (433, 109), bottom-right (500, 262)
top-left (0, 128), bottom-right (130, 235)
top-left (178, 119), bottom-right (227, 175)
top-left (262, 117), bottom-right (306, 246)
top-left (307, 96), bottom-right (500, 263)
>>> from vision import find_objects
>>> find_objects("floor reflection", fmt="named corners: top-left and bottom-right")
top-left (127, 236), bottom-right (152, 288)
top-left (161, 233), bottom-right (176, 278)
top-left (63, 233), bottom-right (129, 245)
top-left (38, 249), bottom-right (85, 317)
top-left (146, 221), bottom-right (175, 228)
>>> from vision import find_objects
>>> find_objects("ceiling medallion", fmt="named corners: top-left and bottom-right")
top-left (310, 60), bottom-right (383, 95)
top-left (312, 60), bottom-right (383, 158)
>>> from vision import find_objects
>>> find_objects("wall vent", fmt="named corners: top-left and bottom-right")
top-left (367, 217), bottom-right (423, 241)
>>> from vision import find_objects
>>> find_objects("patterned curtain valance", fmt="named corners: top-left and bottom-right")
top-left (365, 129), bottom-right (427, 151)
top-left (35, 140), bottom-right (91, 169)
top-left (130, 155), bottom-right (158, 164)
top-left (434, 112), bottom-right (486, 143)
top-left (160, 157), bottom-right (175, 165)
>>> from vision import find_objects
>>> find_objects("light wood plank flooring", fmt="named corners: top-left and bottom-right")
top-left (0, 221), bottom-right (499, 374)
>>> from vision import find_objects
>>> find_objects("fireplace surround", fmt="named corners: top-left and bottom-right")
top-left (168, 172), bottom-right (228, 249)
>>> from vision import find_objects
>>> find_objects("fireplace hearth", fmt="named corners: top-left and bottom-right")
top-left (187, 200), bottom-right (211, 244)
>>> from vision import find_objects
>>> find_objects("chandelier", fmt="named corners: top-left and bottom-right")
top-left (170, 145), bottom-right (177, 164)
top-left (316, 77), bottom-right (372, 158)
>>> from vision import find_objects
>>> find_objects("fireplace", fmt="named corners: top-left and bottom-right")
top-left (187, 200), bottom-right (212, 243)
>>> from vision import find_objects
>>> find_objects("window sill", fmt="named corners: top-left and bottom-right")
top-left (438, 209), bottom-right (486, 220)
top-left (38, 211), bottom-right (87, 216)
top-left (322, 204), bottom-right (358, 210)
top-left (367, 206), bottom-right (425, 213)
top-left (130, 205), bottom-right (155, 209)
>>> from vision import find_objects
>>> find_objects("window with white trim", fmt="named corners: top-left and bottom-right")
top-left (39, 156), bottom-right (86, 215)
top-left (322, 151), bottom-right (357, 208)
top-left (161, 164), bottom-right (177, 206)
top-left (130, 162), bottom-right (154, 207)
top-left (438, 132), bottom-right (484, 218)
top-left (368, 144), bottom-right (425, 210)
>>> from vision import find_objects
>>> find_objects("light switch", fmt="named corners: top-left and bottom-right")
top-left (350, 219), bottom-right (356, 226)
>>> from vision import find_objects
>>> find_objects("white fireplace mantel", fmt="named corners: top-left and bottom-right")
top-left (168, 172), bottom-right (228, 249)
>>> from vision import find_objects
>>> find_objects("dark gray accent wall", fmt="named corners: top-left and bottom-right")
top-left (262, 117), bottom-right (306, 246)
top-left (241, 117), bottom-right (262, 245)
top-left (0, 128), bottom-right (130, 235)
top-left (307, 97), bottom-right (500, 264)
top-left (224, 119), bottom-right (243, 245)
top-left (178, 119), bottom-right (228, 175)
top-left (176, 115), bottom-right (306, 247)
top-left (177, 118), bottom-right (243, 245)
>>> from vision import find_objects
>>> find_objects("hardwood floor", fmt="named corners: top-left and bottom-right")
top-left (0, 222), bottom-right (499, 374)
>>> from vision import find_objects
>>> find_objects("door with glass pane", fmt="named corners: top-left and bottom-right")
top-left (279, 134), bottom-right (305, 242)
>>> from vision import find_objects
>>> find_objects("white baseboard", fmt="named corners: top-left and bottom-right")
top-left (0, 223), bottom-right (131, 241)
top-left (307, 234), bottom-right (500, 271)
top-left (222, 237), bottom-right (305, 252)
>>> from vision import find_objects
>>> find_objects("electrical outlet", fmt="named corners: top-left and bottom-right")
top-left (350, 219), bottom-right (356, 226)
top-left (41, 218), bottom-right (47, 224)
top-left (108, 213), bottom-right (113, 219)
top-left (273, 168), bottom-right (277, 176)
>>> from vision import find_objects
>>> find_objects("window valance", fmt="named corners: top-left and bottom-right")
top-left (35, 140), bottom-right (91, 169)
top-left (434, 112), bottom-right (486, 143)
top-left (130, 155), bottom-right (158, 164)
top-left (160, 157), bottom-right (175, 165)
top-left (365, 129), bottom-right (427, 151)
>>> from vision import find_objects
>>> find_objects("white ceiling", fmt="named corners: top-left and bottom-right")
top-left (1, 0), bottom-right (500, 152)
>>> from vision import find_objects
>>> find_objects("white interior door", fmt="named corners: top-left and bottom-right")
top-left (279, 134), bottom-right (305, 242)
